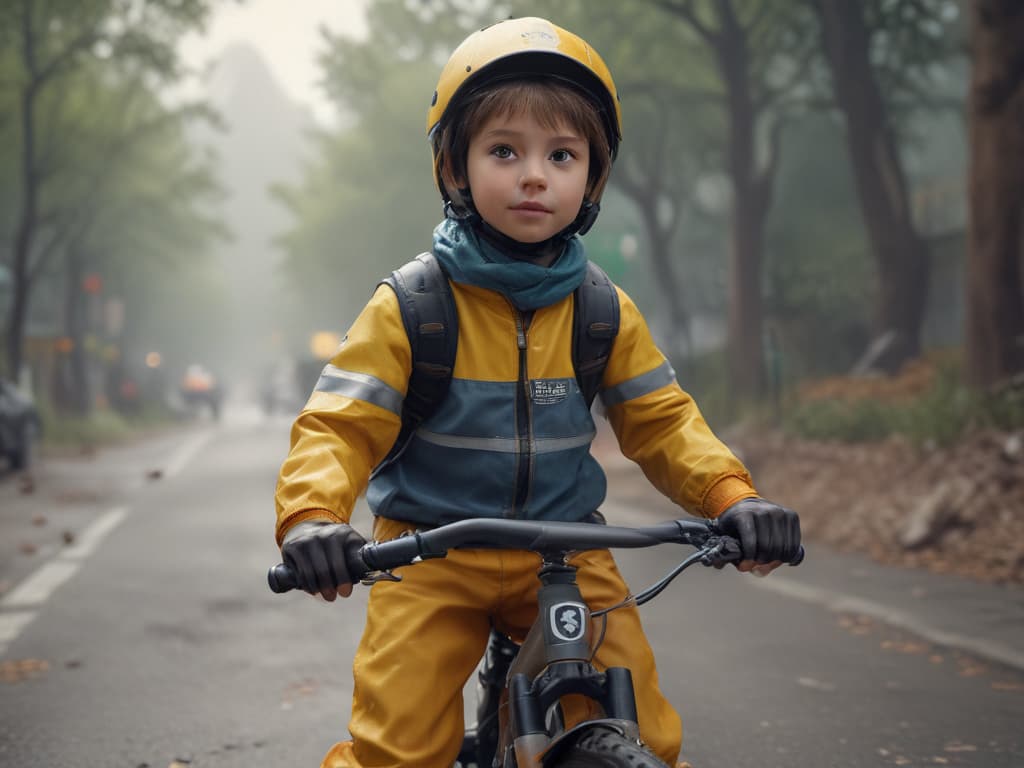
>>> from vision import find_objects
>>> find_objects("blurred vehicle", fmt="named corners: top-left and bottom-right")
top-left (180, 364), bottom-right (223, 420)
top-left (0, 378), bottom-right (41, 470)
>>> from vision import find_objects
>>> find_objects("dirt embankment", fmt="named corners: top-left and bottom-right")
top-left (730, 429), bottom-right (1024, 585)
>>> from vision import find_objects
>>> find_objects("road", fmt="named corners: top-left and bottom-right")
top-left (1, 406), bottom-right (1022, 767)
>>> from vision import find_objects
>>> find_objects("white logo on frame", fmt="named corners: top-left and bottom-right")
top-left (550, 602), bottom-right (587, 642)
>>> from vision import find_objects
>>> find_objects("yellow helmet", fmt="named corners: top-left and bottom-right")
top-left (428, 17), bottom-right (622, 157)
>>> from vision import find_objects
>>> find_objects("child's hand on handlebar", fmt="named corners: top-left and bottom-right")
top-left (716, 497), bottom-right (801, 574)
top-left (280, 520), bottom-right (367, 601)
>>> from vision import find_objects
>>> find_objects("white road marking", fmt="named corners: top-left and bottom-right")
top-left (0, 611), bottom-right (36, 645)
top-left (0, 431), bottom-right (211, 656)
top-left (59, 506), bottom-right (128, 560)
top-left (0, 560), bottom-right (80, 610)
top-left (163, 431), bottom-right (213, 478)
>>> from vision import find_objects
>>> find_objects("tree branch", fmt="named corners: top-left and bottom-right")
top-left (651, 0), bottom-right (721, 46)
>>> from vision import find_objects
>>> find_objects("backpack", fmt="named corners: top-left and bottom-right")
top-left (374, 252), bottom-right (620, 473)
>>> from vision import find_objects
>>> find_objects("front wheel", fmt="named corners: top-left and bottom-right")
top-left (550, 726), bottom-right (670, 768)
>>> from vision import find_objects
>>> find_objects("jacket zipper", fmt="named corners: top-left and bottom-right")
top-left (509, 309), bottom-right (533, 517)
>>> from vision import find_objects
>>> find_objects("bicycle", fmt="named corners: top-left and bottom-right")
top-left (268, 516), bottom-right (804, 767)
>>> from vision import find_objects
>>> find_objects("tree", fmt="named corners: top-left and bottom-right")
top-left (275, 0), bottom-right (502, 332)
top-left (540, 1), bottom-right (726, 366)
top-left (811, 0), bottom-right (960, 374)
top-left (965, 0), bottom-right (1024, 388)
top-left (652, 0), bottom-right (816, 403)
top-left (44, 69), bottom-right (226, 414)
top-left (0, 0), bottom-right (213, 380)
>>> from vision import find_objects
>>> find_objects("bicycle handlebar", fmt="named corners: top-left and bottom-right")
top-left (267, 517), bottom-right (804, 595)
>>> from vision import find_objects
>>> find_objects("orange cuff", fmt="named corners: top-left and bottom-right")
top-left (702, 475), bottom-right (758, 519)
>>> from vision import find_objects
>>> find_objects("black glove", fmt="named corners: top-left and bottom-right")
top-left (281, 521), bottom-right (367, 601)
top-left (717, 497), bottom-right (801, 565)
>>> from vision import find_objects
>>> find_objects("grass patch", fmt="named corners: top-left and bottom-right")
top-left (39, 402), bottom-right (180, 452)
top-left (783, 356), bottom-right (1024, 446)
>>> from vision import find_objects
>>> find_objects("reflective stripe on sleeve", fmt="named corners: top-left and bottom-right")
top-left (314, 364), bottom-right (404, 416)
top-left (599, 360), bottom-right (676, 407)
top-left (416, 429), bottom-right (595, 454)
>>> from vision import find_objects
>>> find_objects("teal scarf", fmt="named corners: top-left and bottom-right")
top-left (431, 218), bottom-right (588, 311)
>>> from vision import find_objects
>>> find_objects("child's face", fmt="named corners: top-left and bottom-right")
top-left (464, 111), bottom-right (589, 244)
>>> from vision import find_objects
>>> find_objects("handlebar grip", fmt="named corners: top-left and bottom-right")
top-left (268, 563), bottom-right (297, 593)
top-left (267, 547), bottom-right (372, 595)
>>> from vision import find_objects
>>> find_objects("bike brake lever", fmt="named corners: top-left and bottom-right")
top-left (360, 570), bottom-right (402, 586)
top-left (699, 536), bottom-right (743, 568)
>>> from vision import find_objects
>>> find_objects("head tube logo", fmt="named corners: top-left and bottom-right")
top-left (550, 602), bottom-right (587, 642)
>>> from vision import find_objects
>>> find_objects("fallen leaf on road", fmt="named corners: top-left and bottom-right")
top-left (955, 657), bottom-right (987, 677)
top-left (838, 614), bottom-right (876, 636)
top-left (31, 514), bottom-right (47, 526)
top-left (944, 742), bottom-right (978, 752)
top-left (0, 659), bottom-right (50, 683)
top-left (18, 475), bottom-right (35, 494)
top-left (931, 758), bottom-right (950, 764)
top-left (147, 469), bottom-right (164, 481)
top-left (62, 530), bottom-right (75, 545)
top-left (880, 639), bottom-right (929, 654)
top-left (18, 541), bottom-right (37, 555)
top-left (0, 579), bottom-right (10, 595)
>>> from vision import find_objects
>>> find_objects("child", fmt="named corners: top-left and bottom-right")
top-left (275, 16), bottom-right (800, 768)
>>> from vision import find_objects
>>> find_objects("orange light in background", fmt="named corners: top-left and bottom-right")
top-left (310, 331), bottom-right (341, 361)
top-left (145, 352), bottom-right (162, 368)
top-left (55, 337), bottom-right (74, 354)
top-left (82, 274), bottom-right (102, 294)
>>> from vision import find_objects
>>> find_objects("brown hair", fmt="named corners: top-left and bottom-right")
top-left (433, 78), bottom-right (612, 215)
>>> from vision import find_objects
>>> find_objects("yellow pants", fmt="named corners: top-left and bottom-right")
top-left (321, 517), bottom-right (682, 767)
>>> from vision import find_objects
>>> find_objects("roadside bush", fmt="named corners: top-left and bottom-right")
top-left (38, 401), bottom-right (179, 452)
top-left (783, 354), bottom-right (1024, 446)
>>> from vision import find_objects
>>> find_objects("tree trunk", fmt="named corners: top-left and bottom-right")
top-left (61, 252), bottom-right (92, 416)
top-left (8, 77), bottom-right (39, 381)
top-left (816, 0), bottom-right (930, 375)
top-left (717, 2), bottom-right (768, 402)
top-left (966, 0), bottom-right (1024, 389)
top-left (638, 204), bottom-right (693, 366)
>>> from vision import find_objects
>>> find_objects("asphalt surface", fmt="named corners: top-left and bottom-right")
top-left (1, 405), bottom-right (1022, 767)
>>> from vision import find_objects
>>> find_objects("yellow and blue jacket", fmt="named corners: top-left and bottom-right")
top-left (275, 230), bottom-right (756, 544)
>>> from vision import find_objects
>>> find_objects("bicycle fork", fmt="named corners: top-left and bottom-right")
top-left (506, 561), bottom-right (641, 767)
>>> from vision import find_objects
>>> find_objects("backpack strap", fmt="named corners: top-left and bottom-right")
top-left (374, 252), bottom-right (458, 474)
top-left (573, 261), bottom-right (620, 408)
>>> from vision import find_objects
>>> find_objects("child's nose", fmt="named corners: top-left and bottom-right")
top-left (519, 158), bottom-right (547, 189)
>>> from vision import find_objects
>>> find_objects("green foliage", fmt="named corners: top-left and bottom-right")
top-left (764, 114), bottom-right (874, 380)
top-left (38, 400), bottom-right (180, 452)
top-left (783, 360), bottom-right (1024, 446)
top-left (274, 0), bottom-right (497, 331)
top-left (0, 0), bottom-right (229, 392)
